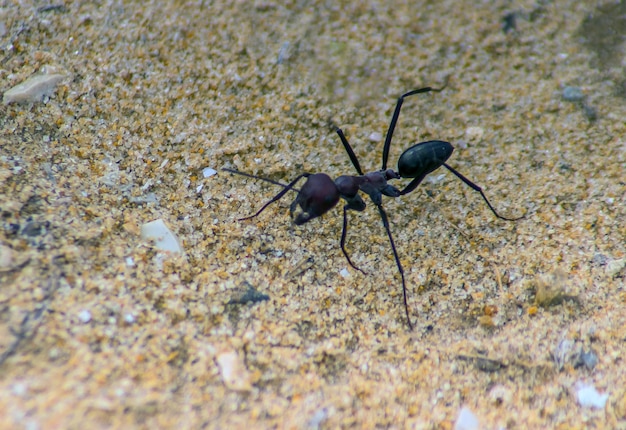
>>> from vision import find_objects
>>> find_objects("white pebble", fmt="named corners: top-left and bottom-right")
top-left (12, 382), bottom-right (28, 396)
top-left (308, 407), bottom-right (329, 428)
top-left (454, 406), bottom-right (480, 430)
top-left (140, 219), bottom-right (183, 254)
top-left (489, 384), bottom-right (512, 404)
top-left (125, 257), bottom-right (135, 267)
top-left (606, 258), bottom-right (626, 277)
top-left (339, 268), bottom-right (350, 278)
top-left (0, 244), bottom-right (14, 269)
top-left (78, 310), bottom-right (92, 323)
top-left (4, 73), bottom-right (66, 104)
top-left (562, 86), bottom-right (584, 102)
top-left (368, 132), bottom-right (383, 142)
top-left (215, 350), bottom-right (252, 391)
top-left (577, 383), bottom-right (608, 409)
top-left (124, 313), bottom-right (136, 324)
top-left (203, 167), bottom-right (217, 178)
top-left (426, 173), bottom-right (447, 184)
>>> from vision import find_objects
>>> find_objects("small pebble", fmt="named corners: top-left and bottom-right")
top-left (339, 268), bottom-right (350, 278)
top-left (489, 384), bottom-right (512, 405)
top-left (202, 167), bottom-right (217, 178)
top-left (562, 86), bottom-right (584, 102)
top-left (606, 258), bottom-right (626, 277)
top-left (0, 244), bottom-right (13, 269)
top-left (140, 219), bottom-right (183, 254)
top-left (591, 253), bottom-right (608, 266)
top-left (3, 72), bottom-right (66, 104)
top-left (129, 193), bottom-right (158, 204)
top-left (22, 221), bottom-right (47, 237)
top-left (454, 406), bottom-right (479, 430)
top-left (368, 132), bottom-right (382, 142)
top-left (78, 310), bottom-right (92, 323)
top-left (215, 350), bottom-right (252, 391)
top-left (580, 350), bottom-right (598, 370)
top-left (426, 173), bottom-right (447, 184)
top-left (12, 382), bottom-right (28, 396)
top-left (308, 407), bottom-right (329, 429)
top-left (577, 383), bottom-right (608, 409)
top-left (277, 41), bottom-right (291, 64)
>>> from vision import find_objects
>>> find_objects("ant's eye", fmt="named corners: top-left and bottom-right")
top-left (384, 169), bottom-right (400, 180)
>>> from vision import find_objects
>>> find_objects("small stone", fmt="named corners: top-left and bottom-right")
top-left (562, 86), bottom-right (584, 102)
top-left (140, 219), bottom-right (183, 254)
top-left (577, 383), bottom-right (608, 409)
top-left (368, 132), bottom-right (382, 142)
top-left (215, 350), bottom-right (252, 391)
top-left (606, 258), bottom-right (626, 277)
top-left (454, 406), bottom-right (479, 430)
top-left (591, 253), bottom-right (608, 266)
top-left (4, 72), bottom-right (66, 104)
top-left (78, 310), bottom-right (92, 323)
top-left (0, 244), bottom-right (13, 269)
top-left (202, 167), bottom-right (217, 178)
top-left (580, 350), bottom-right (598, 370)
top-left (489, 384), bottom-right (512, 405)
top-left (12, 382), bottom-right (28, 396)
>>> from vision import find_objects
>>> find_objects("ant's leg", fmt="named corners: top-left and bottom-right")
top-left (398, 173), bottom-right (428, 196)
top-left (340, 205), bottom-right (367, 275)
top-left (381, 83), bottom-right (447, 170)
top-left (335, 127), bottom-right (364, 176)
top-left (222, 168), bottom-right (301, 192)
top-left (375, 204), bottom-right (414, 330)
top-left (442, 163), bottom-right (524, 221)
top-left (238, 173), bottom-right (311, 221)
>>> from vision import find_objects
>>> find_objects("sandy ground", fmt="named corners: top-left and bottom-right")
top-left (1, 0), bottom-right (625, 428)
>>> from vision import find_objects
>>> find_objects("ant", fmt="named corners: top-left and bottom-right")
top-left (223, 85), bottom-right (522, 330)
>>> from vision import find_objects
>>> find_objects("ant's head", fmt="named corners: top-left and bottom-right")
top-left (383, 169), bottom-right (401, 180)
top-left (290, 173), bottom-right (340, 225)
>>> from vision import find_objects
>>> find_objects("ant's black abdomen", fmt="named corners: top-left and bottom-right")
top-left (398, 140), bottom-right (453, 179)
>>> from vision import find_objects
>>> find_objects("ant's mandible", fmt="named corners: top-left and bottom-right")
top-left (223, 84), bottom-right (522, 330)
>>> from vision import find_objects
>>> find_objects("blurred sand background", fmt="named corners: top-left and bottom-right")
top-left (1, 0), bottom-right (625, 428)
